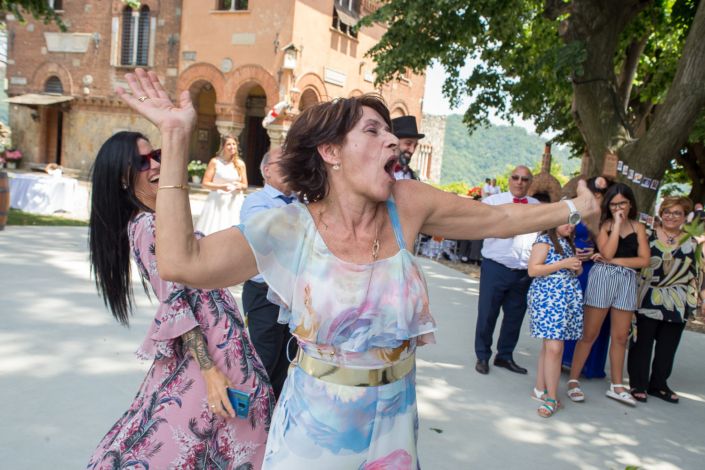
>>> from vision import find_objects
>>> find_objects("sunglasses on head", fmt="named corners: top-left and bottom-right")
top-left (133, 149), bottom-right (161, 172)
top-left (510, 174), bottom-right (531, 182)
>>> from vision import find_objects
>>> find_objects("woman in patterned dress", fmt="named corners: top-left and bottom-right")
top-left (115, 69), bottom-right (599, 469)
top-left (628, 196), bottom-right (704, 403)
top-left (195, 135), bottom-right (248, 235)
top-left (527, 224), bottom-right (584, 417)
top-left (87, 132), bottom-right (273, 469)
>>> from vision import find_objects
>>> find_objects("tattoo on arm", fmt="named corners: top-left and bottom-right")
top-left (181, 327), bottom-right (214, 370)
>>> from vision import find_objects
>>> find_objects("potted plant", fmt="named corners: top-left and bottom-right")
top-left (187, 160), bottom-right (207, 184)
top-left (4, 149), bottom-right (23, 169)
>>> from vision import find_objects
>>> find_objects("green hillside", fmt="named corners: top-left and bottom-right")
top-left (440, 114), bottom-right (580, 185)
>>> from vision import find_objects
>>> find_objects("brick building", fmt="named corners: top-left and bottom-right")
top-left (7, 0), bottom-right (428, 183)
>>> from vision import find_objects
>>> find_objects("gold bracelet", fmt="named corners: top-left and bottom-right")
top-left (158, 184), bottom-right (188, 190)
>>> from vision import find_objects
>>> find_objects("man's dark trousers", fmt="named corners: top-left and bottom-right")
top-left (242, 280), bottom-right (297, 399)
top-left (475, 258), bottom-right (532, 362)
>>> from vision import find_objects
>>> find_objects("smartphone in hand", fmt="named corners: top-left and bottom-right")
top-left (227, 388), bottom-right (251, 419)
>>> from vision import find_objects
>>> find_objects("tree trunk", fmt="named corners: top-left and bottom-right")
top-left (680, 142), bottom-right (705, 204)
top-left (566, 0), bottom-right (705, 214)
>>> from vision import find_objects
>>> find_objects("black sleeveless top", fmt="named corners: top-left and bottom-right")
top-left (607, 221), bottom-right (639, 258)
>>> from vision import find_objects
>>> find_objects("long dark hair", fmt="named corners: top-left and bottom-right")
top-left (601, 182), bottom-right (637, 225)
top-left (542, 227), bottom-right (576, 257)
top-left (281, 93), bottom-right (392, 203)
top-left (88, 132), bottom-right (152, 326)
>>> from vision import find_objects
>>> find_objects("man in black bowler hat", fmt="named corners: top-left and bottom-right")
top-left (391, 115), bottom-right (425, 180)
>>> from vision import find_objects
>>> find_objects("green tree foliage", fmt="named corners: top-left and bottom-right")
top-left (0, 0), bottom-right (65, 29)
top-left (440, 115), bottom-right (579, 185)
top-left (363, 0), bottom-right (705, 211)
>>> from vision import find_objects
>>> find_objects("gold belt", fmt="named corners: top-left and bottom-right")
top-left (295, 351), bottom-right (415, 387)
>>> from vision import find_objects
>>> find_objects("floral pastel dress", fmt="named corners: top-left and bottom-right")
top-left (87, 212), bottom-right (274, 470)
top-left (238, 200), bottom-right (437, 469)
top-left (528, 235), bottom-right (584, 340)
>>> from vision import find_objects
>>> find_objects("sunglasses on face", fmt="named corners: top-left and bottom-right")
top-left (510, 175), bottom-right (531, 182)
top-left (133, 149), bottom-right (161, 172)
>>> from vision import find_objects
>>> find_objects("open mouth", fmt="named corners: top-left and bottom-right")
top-left (383, 155), bottom-right (398, 180)
top-left (149, 175), bottom-right (160, 184)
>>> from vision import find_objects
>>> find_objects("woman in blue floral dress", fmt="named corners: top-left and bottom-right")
top-left (527, 224), bottom-right (584, 417)
top-left (114, 68), bottom-right (600, 468)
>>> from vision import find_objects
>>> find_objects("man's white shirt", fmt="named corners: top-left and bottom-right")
top-left (480, 192), bottom-right (540, 269)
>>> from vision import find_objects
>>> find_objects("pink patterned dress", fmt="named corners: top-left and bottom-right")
top-left (87, 212), bottom-right (274, 470)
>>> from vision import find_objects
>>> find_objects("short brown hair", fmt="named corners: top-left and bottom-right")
top-left (659, 196), bottom-right (692, 217)
top-left (280, 94), bottom-right (391, 202)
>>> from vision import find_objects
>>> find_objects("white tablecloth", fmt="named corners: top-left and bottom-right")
top-left (8, 172), bottom-right (89, 216)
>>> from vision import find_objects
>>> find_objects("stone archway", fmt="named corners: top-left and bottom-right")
top-left (389, 100), bottom-right (409, 118)
top-left (31, 61), bottom-right (74, 95)
top-left (188, 80), bottom-right (219, 164)
top-left (234, 83), bottom-right (270, 187)
top-left (298, 88), bottom-right (320, 112)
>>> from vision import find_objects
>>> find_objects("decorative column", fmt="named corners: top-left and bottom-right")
top-left (266, 123), bottom-right (290, 148)
top-left (215, 120), bottom-right (245, 140)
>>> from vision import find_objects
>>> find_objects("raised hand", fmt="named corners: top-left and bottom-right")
top-left (575, 180), bottom-right (600, 234)
top-left (116, 68), bottom-right (196, 133)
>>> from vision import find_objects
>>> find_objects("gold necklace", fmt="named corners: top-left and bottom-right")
top-left (318, 202), bottom-right (381, 261)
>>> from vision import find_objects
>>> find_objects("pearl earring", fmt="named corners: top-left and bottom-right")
top-left (332, 162), bottom-right (341, 170)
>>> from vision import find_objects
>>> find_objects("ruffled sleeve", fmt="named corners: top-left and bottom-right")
top-left (236, 204), bottom-right (306, 324)
top-left (128, 212), bottom-right (200, 360)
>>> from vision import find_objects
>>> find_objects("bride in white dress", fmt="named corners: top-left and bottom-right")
top-left (195, 135), bottom-right (248, 235)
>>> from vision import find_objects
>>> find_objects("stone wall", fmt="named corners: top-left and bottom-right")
top-left (420, 114), bottom-right (446, 184)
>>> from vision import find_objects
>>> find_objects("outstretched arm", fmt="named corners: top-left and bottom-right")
top-left (394, 180), bottom-right (599, 244)
top-left (117, 69), bottom-right (257, 288)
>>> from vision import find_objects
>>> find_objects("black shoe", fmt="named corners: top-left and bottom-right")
top-left (475, 359), bottom-right (489, 375)
top-left (493, 358), bottom-right (527, 374)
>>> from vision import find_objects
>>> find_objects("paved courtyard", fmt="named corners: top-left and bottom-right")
top-left (1, 226), bottom-right (704, 469)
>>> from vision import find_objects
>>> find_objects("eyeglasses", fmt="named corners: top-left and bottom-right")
top-left (510, 175), bottom-right (531, 182)
top-left (661, 210), bottom-right (685, 218)
top-left (133, 149), bottom-right (161, 172)
top-left (609, 200), bottom-right (629, 209)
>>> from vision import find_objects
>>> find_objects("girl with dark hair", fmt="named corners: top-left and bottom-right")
top-left (567, 183), bottom-right (650, 406)
top-left (87, 132), bottom-right (273, 469)
top-left (527, 224), bottom-right (583, 417)
top-left (115, 69), bottom-right (600, 468)
top-left (195, 134), bottom-right (248, 235)
top-left (562, 175), bottom-right (613, 378)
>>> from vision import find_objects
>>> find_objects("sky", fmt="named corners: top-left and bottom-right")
top-left (422, 60), bottom-right (543, 136)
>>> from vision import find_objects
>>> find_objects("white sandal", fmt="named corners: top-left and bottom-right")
top-left (606, 383), bottom-right (636, 406)
top-left (531, 387), bottom-right (547, 402)
top-left (566, 379), bottom-right (585, 402)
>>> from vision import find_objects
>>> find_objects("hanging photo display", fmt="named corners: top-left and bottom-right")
top-left (616, 161), bottom-right (661, 192)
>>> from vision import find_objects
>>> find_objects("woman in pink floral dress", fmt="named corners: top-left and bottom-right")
top-left (87, 132), bottom-right (273, 469)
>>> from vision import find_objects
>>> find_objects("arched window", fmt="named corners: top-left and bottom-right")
top-left (120, 6), bottom-right (134, 66)
top-left (44, 76), bottom-right (63, 94)
top-left (120, 5), bottom-right (151, 66)
top-left (136, 6), bottom-right (150, 66)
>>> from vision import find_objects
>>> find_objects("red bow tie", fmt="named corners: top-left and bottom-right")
top-left (513, 197), bottom-right (528, 204)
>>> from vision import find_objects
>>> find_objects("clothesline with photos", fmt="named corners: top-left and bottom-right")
top-left (616, 160), bottom-right (661, 193)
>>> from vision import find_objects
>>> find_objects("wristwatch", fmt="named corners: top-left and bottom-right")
top-left (564, 199), bottom-right (581, 226)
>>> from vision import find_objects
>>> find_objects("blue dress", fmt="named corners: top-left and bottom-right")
top-left (528, 234), bottom-right (584, 340)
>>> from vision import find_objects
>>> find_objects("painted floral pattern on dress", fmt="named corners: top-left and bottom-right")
top-left (87, 212), bottom-right (273, 469)
top-left (528, 234), bottom-right (584, 340)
